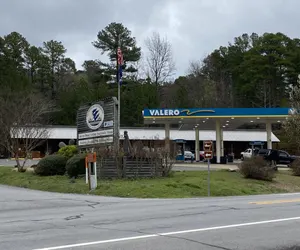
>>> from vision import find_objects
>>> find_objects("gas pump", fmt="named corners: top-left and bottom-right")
top-left (85, 152), bottom-right (97, 190)
top-left (174, 139), bottom-right (186, 161)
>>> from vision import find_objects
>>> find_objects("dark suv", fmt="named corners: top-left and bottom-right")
top-left (257, 149), bottom-right (298, 166)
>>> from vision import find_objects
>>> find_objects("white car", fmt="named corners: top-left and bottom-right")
top-left (184, 151), bottom-right (195, 160)
top-left (240, 148), bottom-right (253, 160)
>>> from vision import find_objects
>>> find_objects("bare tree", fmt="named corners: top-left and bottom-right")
top-left (183, 60), bottom-right (218, 108)
top-left (0, 90), bottom-right (53, 171)
top-left (187, 60), bottom-right (203, 77)
top-left (129, 54), bottom-right (147, 82)
top-left (144, 32), bottom-right (175, 86)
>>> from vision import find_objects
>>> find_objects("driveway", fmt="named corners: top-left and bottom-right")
top-left (173, 162), bottom-right (290, 171)
top-left (0, 159), bottom-right (39, 167)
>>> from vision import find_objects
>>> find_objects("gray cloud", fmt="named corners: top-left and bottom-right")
top-left (1, 0), bottom-right (299, 75)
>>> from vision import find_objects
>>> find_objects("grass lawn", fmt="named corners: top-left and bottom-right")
top-left (0, 167), bottom-right (300, 198)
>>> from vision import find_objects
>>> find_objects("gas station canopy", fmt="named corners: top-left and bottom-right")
top-left (143, 107), bottom-right (291, 163)
top-left (143, 108), bottom-right (291, 129)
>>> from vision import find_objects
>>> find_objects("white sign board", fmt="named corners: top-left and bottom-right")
top-left (78, 129), bottom-right (113, 140)
top-left (78, 136), bottom-right (114, 146)
top-left (77, 98), bottom-right (118, 148)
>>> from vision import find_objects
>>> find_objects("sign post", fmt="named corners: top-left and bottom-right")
top-left (207, 158), bottom-right (210, 197)
top-left (85, 152), bottom-right (97, 191)
top-left (204, 140), bottom-right (213, 197)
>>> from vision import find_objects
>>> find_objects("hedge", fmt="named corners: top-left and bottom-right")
top-left (66, 153), bottom-right (87, 178)
top-left (34, 155), bottom-right (67, 176)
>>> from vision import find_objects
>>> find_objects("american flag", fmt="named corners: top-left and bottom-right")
top-left (117, 47), bottom-right (123, 85)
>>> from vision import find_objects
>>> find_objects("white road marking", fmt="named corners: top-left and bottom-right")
top-left (33, 216), bottom-right (300, 250)
top-left (278, 193), bottom-right (300, 196)
top-left (250, 198), bottom-right (300, 205)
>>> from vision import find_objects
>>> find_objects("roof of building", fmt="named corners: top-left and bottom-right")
top-left (120, 128), bottom-right (280, 142)
top-left (18, 126), bottom-right (279, 142)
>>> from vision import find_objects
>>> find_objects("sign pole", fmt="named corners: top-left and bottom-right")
top-left (93, 152), bottom-right (97, 181)
top-left (87, 162), bottom-right (91, 191)
top-left (204, 140), bottom-right (213, 197)
top-left (85, 156), bottom-right (88, 184)
top-left (207, 158), bottom-right (210, 197)
top-left (86, 152), bottom-right (97, 191)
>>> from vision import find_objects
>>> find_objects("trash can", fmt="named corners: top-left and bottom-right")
top-left (210, 156), bottom-right (216, 164)
top-left (220, 156), bottom-right (228, 164)
top-left (227, 155), bottom-right (234, 163)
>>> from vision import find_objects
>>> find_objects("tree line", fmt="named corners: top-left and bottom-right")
top-left (1, 22), bottom-right (300, 127)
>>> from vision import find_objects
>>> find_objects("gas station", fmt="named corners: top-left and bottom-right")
top-left (143, 108), bottom-right (291, 164)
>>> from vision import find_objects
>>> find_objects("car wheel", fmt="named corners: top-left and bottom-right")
top-left (241, 156), bottom-right (244, 161)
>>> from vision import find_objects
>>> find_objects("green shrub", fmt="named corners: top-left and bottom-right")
top-left (289, 158), bottom-right (300, 176)
top-left (66, 153), bottom-right (87, 178)
top-left (57, 145), bottom-right (78, 159)
top-left (238, 156), bottom-right (275, 181)
top-left (35, 155), bottom-right (67, 176)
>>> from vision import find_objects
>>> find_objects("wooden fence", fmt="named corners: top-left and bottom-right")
top-left (96, 157), bottom-right (163, 179)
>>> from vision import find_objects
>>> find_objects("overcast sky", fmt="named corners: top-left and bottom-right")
top-left (1, 0), bottom-right (299, 76)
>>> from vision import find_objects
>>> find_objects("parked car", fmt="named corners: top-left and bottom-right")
top-left (199, 151), bottom-right (205, 161)
top-left (184, 151), bottom-right (195, 161)
top-left (240, 148), bottom-right (252, 160)
top-left (257, 149), bottom-right (299, 166)
top-left (240, 148), bottom-right (260, 160)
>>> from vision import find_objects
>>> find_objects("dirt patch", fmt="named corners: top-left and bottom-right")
top-left (270, 181), bottom-right (300, 193)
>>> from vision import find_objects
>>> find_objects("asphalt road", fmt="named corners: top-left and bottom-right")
top-left (1, 186), bottom-right (300, 249)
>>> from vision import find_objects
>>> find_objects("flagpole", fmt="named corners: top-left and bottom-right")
top-left (117, 65), bottom-right (121, 152)
top-left (117, 37), bottom-right (121, 153)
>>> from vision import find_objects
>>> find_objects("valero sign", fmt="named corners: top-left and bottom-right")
top-left (144, 108), bottom-right (216, 117)
top-left (149, 109), bottom-right (180, 116)
top-left (143, 108), bottom-right (291, 118)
